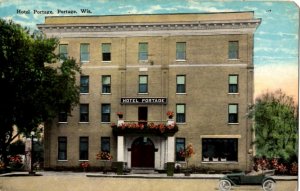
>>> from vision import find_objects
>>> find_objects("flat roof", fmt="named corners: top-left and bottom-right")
top-left (44, 12), bottom-right (255, 24)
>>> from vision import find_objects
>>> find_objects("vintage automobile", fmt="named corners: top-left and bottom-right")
top-left (219, 170), bottom-right (276, 191)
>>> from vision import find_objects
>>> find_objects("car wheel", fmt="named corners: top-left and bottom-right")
top-left (262, 179), bottom-right (275, 191)
top-left (219, 179), bottom-right (231, 191)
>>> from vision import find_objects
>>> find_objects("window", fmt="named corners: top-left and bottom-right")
top-left (228, 104), bottom-right (238, 123)
top-left (102, 43), bottom-right (111, 61)
top-left (80, 76), bottom-right (89, 93)
top-left (138, 42), bottom-right (148, 61)
top-left (228, 41), bottom-right (239, 59)
top-left (229, 75), bottom-right (238, 93)
top-left (58, 137), bottom-right (67, 160)
top-left (59, 44), bottom-right (68, 60)
top-left (202, 138), bottom-right (238, 162)
top-left (139, 75), bottom-right (148, 93)
top-left (101, 137), bottom-right (110, 153)
top-left (101, 104), bottom-right (111, 122)
top-left (102, 75), bottom-right (111, 93)
top-left (176, 75), bottom-right (186, 93)
top-left (175, 138), bottom-right (185, 161)
top-left (80, 104), bottom-right (89, 122)
top-left (58, 111), bottom-right (67, 123)
top-left (176, 104), bottom-right (186, 123)
top-left (80, 43), bottom-right (90, 62)
top-left (79, 137), bottom-right (89, 160)
top-left (176, 42), bottom-right (186, 60)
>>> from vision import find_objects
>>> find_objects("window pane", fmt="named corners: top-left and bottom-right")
top-left (102, 76), bottom-right (111, 84)
top-left (101, 137), bottom-right (110, 152)
top-left (139, 76), bottom-right (147, 84)
top-left (229, 75), bottom-right (238, 84)
top-left (80, 104), bottom-right (89, 122)
top-left (79, 137), bottom-right (89, 160)
top-left (80, 76), bottom-right (89, 93)
top-left (176, 42), bottom-right (186, 60)
top-left (175, 138), bottom-right (185, 161)
top-left (58, 111), bottom-right (67, 122)
top-left (58, 137), bottom-right (67, 160)
top-left (102, 43), bottom-right (111, 53)
top-left (177, 76), bottom-right (185, 84)
top-left (101, 104), bottom-right (111, 122)
top-left (229, 104), bottom-right (237, 113)
top-left (202, 138), bottom-right (238, 162)
top-left (59, 44), bottom-right (68, 60)
top-left (176, 104), bottom-right (185, 113)
top-left (229, 41), bottom-right (238, 59)
top-left (80, 44), bottom-right (90, 61)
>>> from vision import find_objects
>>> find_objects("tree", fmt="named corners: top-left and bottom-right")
top-left (0, 19), bottom-right (80, 166)
top-left (251, 89), bottom-right (298, 161)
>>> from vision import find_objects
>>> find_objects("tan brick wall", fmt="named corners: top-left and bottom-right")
top-left (43, 13), bottom-right (257, 171)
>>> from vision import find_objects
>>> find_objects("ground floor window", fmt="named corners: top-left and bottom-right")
top-left (79, 137), bottom-right (89, 160)
top-left (175, 138), bottom-right (185, 161)
top-left (202, 138), bottom-right (238, 162)
top-left (58, 137), bottom-right (67, 160)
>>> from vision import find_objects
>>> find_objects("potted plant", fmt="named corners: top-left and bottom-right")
top-left (80, 161), bottom-right (90, 172)
top-left (96, 151), bottom-right (113, 174)
top-left (166, 111), bottom-right (174, 119)
top-left (116, 112), bottom-right (123, 119)
top-left (179, 143), bottom-right (195, 176)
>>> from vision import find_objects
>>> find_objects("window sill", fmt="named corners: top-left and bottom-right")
top-left (176, 122), bottom-right (186, 125)
top-left (79, 122), bottom-right (89, 124)
top-left (138, 93), bottom-right (149, 95)
top-left (57, 160), bottom-right (68, 162)
top-left (228, 59), bottom-right (239, 61)
top-left (101, 93), bottom-right (112, 95)
top-left (79, 160), bottom-right (89, 162)
top-left (228, 93), bottom-right (239, 95)
top-left (176, 93), bottom-right (187, 95)
top-left (101, 122), bottom-right (111, 124)
top-left (80, 61), bottom-right (90, 64)
top-left (176, 59), bottom-right (186, 62)
top-left (80, 93), bottom-right (89, 95)
top-left (102, 61), bottom-right (111, 63)
top-left (228, 123), bottom-right (239, 125)
top-left (58, 122), bottom-right (68, 124)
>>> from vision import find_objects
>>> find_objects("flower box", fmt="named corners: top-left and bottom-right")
top-left (111, 122), bottom-right (178, 136)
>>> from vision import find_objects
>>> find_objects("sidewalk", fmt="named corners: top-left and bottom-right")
top-left (0, 171), bottom-right (298, 180)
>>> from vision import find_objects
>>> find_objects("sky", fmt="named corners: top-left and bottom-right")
top-left (0, 0), bottom-right (299, 102)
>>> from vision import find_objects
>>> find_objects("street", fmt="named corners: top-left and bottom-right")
top-left (0, 172), bottom-right (297, 191)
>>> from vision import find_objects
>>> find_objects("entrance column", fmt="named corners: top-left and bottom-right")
top-left (166, 136), bottom-right (175, 162)
top-left (117, 136), bottom-right (124, 162)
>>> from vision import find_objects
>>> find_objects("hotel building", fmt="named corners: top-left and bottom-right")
top-left (37, 12), bottom-right (261, 172)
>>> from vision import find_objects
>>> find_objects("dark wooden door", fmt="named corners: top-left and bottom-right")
top-left (131, 137), bottom-right (154, 168)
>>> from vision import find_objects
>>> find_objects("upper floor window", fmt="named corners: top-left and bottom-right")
top-left (80, 104), bottom-right (89, 122)
top-left (176, 42), bottom-right (186, 60)
top-left (80, 76), bottom-right (89, 93)
top-left (138, 42), bottom-right (148, 61)
top-left (176, 104), bottom-right (186, 123)
top-left (175, 138), bottom-right (185, 161)
top-left (58, 111), bottom-right (67, 123)
top-left (102, 43), bottom-right (111, 61)
top-left (80, 43), bottom-right (90, 62)
top-left (59, 44), bottom-right (68, 60)
top-left (176, 75), bottom-right (186, 93)
top-left (102, 75), bottom-right (111, 94)
top-left (229, 75), bottom-right (238, 93)
top-left (58, 137), bottom-right (67, 160)
top-left (139, 75), bottom-right (148, 93)
top-left (228, 104), bottom-right (238, 123)
top-left (228, 41), bottom-right (239, 59)
top-left (101, 104), bottom-right (111, 123)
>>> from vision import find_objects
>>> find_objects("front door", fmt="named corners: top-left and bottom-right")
top-left (131, 137), bottom-right (155, 168)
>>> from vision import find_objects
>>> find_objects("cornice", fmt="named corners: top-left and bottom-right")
top-left (37, 19), bottom-right (261, 37)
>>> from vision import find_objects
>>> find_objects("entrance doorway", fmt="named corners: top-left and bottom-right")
top-left (138, 107), bottom-right (147, 126)
top-left (131, 137), bottom-right (155, 168)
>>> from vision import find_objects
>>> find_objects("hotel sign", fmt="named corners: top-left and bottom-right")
top-left (121, 97), bottom-right (167, 105)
